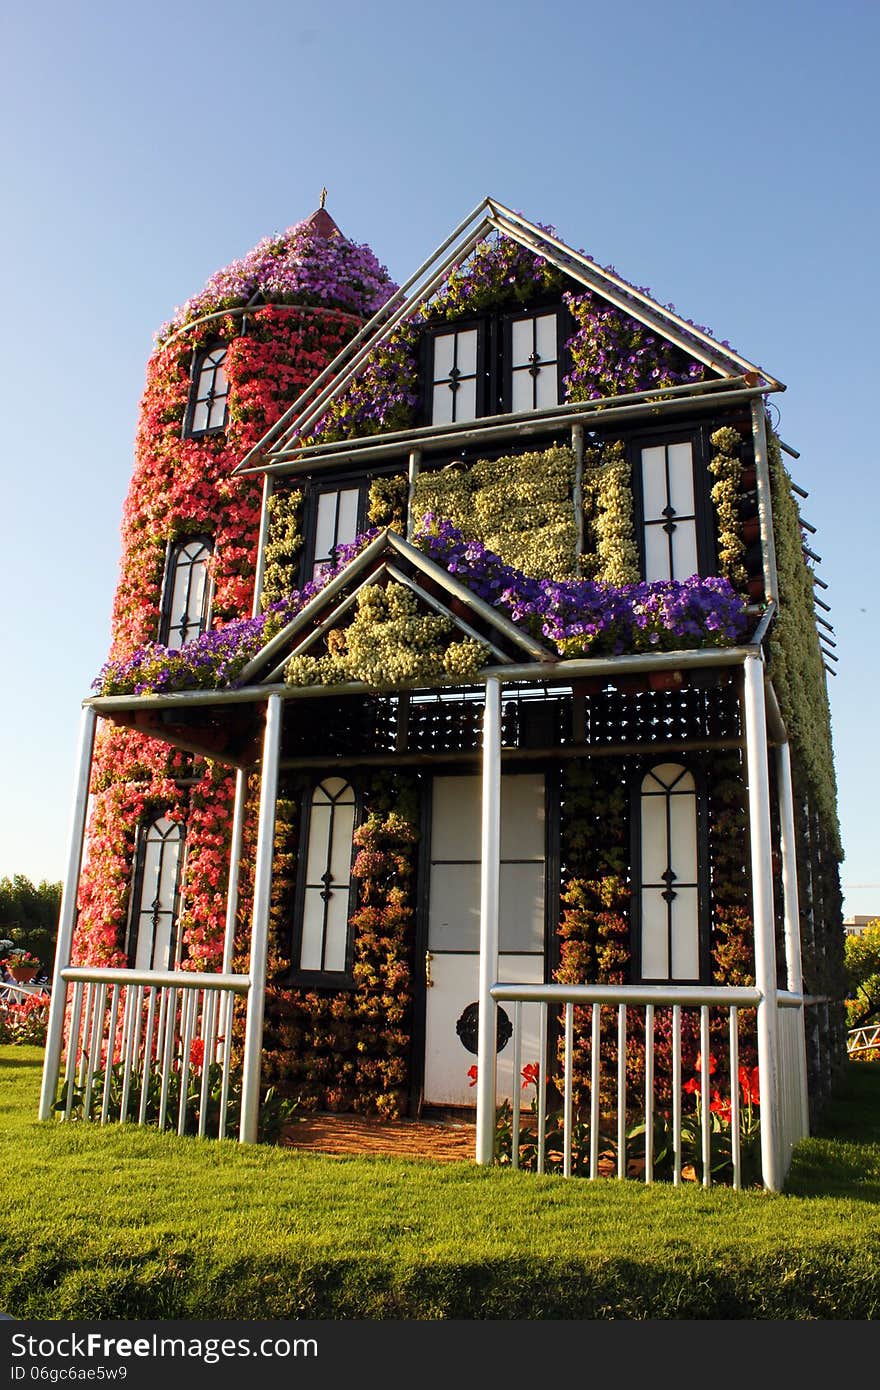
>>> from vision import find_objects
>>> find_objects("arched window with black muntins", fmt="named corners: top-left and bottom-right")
top-left (126, 816), bottom-right (185, 971)
top-left (633, 762), bottom-right (708, 982)
top-left (160, 536), bottom-right (213, 648)
top-left (185, 346), bottom-right (229, 436)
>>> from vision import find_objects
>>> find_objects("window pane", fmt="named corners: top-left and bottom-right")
top-left (511, 318), bottom-right (533, 369)
top-left (499, 863), bottom-right (545, 953)
top-left (314, 492), bottom-right (338, 565)
top-left (192, 401), bottom-right (210, 434)
top-left (322, 892), bottom-right (350, 973)
top-left (453, 377), bottom-right (477, 423)
top-left (430, 777), bottom-right (481, 859)
top-left (644, 524), bottom-right (671, 582)
top-left (336, 488), bottom-right (359, 550)
top-left (671, 523), bottom-right (699, 580)
top-left (640, 889), bottom-right (669, 979)
top-left (667, 442), bottom-right (695, 517)
top-left (670, 887), bottom-right (700, 979)
top-left (511, 368), bottom-right (534, 413)
top-left (432, 333), bottom-right (455, 381)
top-left (534, 313), bottom-right (557, 363)
top-left (669, 788), bottom-right (699, 883)
top-left (432, 382), bottom-right (454, 426)
top-left (534, 364), bottom-right (558, 409)
top-left (428, 864), bottom-right (481, 951)
top-left (455, 329), bottom-right (478, 377)
top-left (500, 775), bottom-right (545, 857)
top-left (640, 789), bottom-right (669, 885)
top-left (328, 801), bottom-right (355, 885)
top-left (641, 446), bottom-right (668, 522)
top-left (299, 890), bottom-right (325, 971)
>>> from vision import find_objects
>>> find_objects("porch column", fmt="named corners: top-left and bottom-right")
top-left (476, 676), bottom-right (502, 1165)
top-left (39, 705), bottom-right (98, 1121)
top-left (776, 735), bottom-right (810, 1138)
top-left (239, 695), bottom-right (282, 1144)
top-left (743, 653), bottom-right (781, 1191)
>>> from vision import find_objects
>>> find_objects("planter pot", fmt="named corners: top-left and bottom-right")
top-left (8, 966), bottom-right (37, 983)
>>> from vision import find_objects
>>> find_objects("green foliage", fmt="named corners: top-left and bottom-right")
top-left (0, 875), bottom-right (61, 969)
top-left (708, 425), bottom-right (748, 588)
top-left (3, 1051), bottom-right (880, 1318)
top-left (766, 429), bottom-right (840, 851)
top-left (367, 474), bottom-right (408, 530)
top-left (845, 921), bottom-right (880, 1028)
top-left (260, 486), bottom-right (304, 608)
top-left (412, 446), bottom-right (578, 578)
top-left (285, 580), bottom-right (488, 690)
top-left (581, 440), bottom-right (640, 583)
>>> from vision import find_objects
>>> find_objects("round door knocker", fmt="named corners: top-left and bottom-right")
top-left (455, 1001), bottom-right (513, 1055)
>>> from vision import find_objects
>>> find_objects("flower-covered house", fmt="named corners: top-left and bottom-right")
top-left (40, 198), bottom-right (845, 1189)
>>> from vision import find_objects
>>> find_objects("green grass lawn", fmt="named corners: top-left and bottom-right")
top-left (2, 1047), bottom-right (879, 1320)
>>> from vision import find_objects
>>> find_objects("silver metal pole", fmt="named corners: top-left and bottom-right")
top-left (475, 676), bottom-right (502, 1165)
top-left (743, 652), bottom-right (781, 1191)
top-left (751, 400), bottom-right (779, 607)
top-left (572, 423), bottom-right (585, 572)
top-left (776, 737), bottom-right (810, 1140)
top-left (406, 449), bottom-right (421, 542)
top-left (39, 706), bottom-right (98, 1121)
top-left (239, 695), bottom-right (283, 1143)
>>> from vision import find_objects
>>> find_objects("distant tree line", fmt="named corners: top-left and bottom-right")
top-left (0, 875), bottom-right (62, 970)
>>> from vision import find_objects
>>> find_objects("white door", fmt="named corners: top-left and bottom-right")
top-left (423, 774), bottom-right (546, 1106)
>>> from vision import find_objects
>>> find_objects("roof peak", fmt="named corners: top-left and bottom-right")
top-left (303, 205), bottom-right (345, 240)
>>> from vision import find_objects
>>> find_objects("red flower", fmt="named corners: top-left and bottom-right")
top-left (521, 1062), bottom-right (540, 1089)
top-left (695, 1052), bottom-right (717, 1075)
top-left (739, 1065), bottom-right (760, 1106)
top-left (467, 1064), bottom-right (478, 1087)
top-left (683, 1076), bottom-right (700, 1095)
top-left (189, 1037), bottom-right (205, 1069)
top-left (709, 1091), bottom-right (731, 1122)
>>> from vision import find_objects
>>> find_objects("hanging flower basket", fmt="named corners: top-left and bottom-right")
top-left (8, 966), bottom-right (37, 983)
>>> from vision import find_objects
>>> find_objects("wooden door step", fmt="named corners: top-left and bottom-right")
top-left (280, 1111), bottom-right (476, 1161)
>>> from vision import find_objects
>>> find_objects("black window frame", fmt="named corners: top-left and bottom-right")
top-left (158, 534), bottom-right (214, 648)
top-left (125, 814), bottom-right (186, 971)
top-left (629, 424), bottom-right (716, 582)
top-left (183, 343), bottom-right (230, 438)
top-left (629, 760), bottom-right (711, 985)
top-left (287, 776), bottom-right (362, 990)
top-left (421, 319), bottom-right (488, 428)
top-left (500, 306), bottom-right (567, 415)
top-left (300, 477), bottom-right (370, 585)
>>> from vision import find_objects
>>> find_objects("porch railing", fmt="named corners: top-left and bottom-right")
top-left (847, 1022), bottom-right (880, 1056)
top-left (52, 967), bottom-right (250, 1140)
top-left (490, 982), bottom-right (809, 1190)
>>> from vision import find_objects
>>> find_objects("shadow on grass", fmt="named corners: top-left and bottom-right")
top-left (786, 1062), bottom-right (880, 1202)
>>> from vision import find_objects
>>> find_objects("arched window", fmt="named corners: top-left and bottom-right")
top-left (185, 346), bottom-right (229, 435)
top-left (159, 536), bottom-right (212, 648)
top-left (295, 779), bottom-right (357, 979)
top-left (127, 816), bottom-right (185, 971)
top-left (635, 763), bottom-right (704, 982)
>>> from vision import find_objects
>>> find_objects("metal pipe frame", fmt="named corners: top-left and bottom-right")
top-left (492, 982), bottom-right (761, 1008)
top-left (406, 449), bottom-right (421, 542)
top-left (222, 770), bottom-right (248, 975)
top-left (251, 383), bottom-right (769, 477)
top-left (39, 706), bottom-right (98, 1122)
top-left (751, 400), bottom-right (779, 608)
top-left (487, 200), bottom-right (783, 389)
top-left (251, 474), bottom-right (274, 619)
top-left (776, 738), bottom-right (810, 1141)
top-left (743, 651), bottom-right (781, 1191)
top-left (239, 694), bottom-right (283, 1143)
top-left (475, 676), bottom-right (502, 1166)
top-left (157, 301), bottom-right (364, 356)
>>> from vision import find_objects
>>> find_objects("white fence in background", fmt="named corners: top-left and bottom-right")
top-left (53, 967), bottom-right (250, 1139)
top-left (847, 1023), bottom-right (880, 1056)
top-left (491, 982), bottom-right (810, 1190)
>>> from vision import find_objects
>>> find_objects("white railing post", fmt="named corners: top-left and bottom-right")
top-left (476, 676), bottom-right (502, 1165)
top-left (776, 736), bottom-right (810, 1142)
top-left (743, 653), bottom-right (781, 1191)
top-left (239, 694), bottom-right (282, 1144)
top-left (39, 706), bottom-right (98, 1121)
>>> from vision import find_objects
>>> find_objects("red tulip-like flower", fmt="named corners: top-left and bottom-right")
top-left (739, 1065), bottom-right (760, 1106)
top-left (521, 1062), bottom-right (540, 1089)
top-left (695, 1052), bottom-right (717, 1075)
top-left (189, 1037), bottom-right (205, 1069)
top-left (467, 1064), bottom-right (478, 1087)
top-left (709, 1091), bottom-right (732, 1122)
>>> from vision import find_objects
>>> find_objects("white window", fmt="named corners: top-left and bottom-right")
top-left (640, 442), bottom-right (699, 581)
top-left (312, 488), bottom-right (360, 579)
top-left (639, 763), bottom-right (701, 981)
top-left (161, 537), bottom-right (212, 648)
top-left (187, 347), bottom-right (229, 434)
top-left (430, 328), bottom-right (480, 425)
top-left (298, 779), bottom-right (356, 975)
top-left (509, 312), bottom-right (560, 412)
top-left (129, 817), bottom-right (184, 971)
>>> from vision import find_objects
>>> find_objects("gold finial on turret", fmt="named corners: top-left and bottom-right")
top-left (319, 186), bottom-right (328, 209)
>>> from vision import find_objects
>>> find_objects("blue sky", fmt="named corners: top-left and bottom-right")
top-left (1, 0), bottom-right (877, 916)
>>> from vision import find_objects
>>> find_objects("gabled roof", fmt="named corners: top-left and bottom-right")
top-left (233, 196), bottom-right (782, 475)
top-left (237, 527), bottom-right (557, 686)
